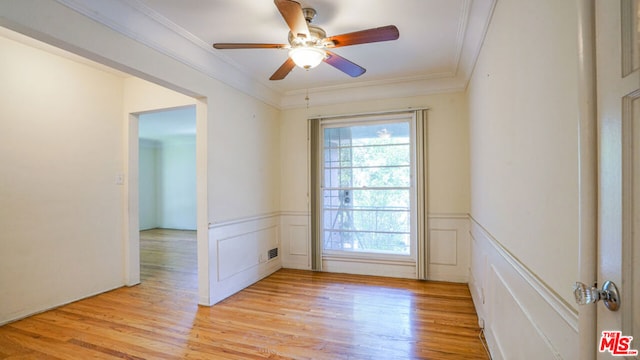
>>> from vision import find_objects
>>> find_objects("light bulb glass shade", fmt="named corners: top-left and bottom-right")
top-left (289, 47), bottom-right (326, 69)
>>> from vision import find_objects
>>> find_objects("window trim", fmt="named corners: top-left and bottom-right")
top-left (318, 113), bottom-right (418, 263)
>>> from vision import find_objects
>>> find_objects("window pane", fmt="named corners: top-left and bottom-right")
top-left (322, 121), bottom-right (412, 256)
top-left (323, 230), bottom-right (410, 254)
top-left (322, 190), bottom-right (410, 230)
top-left (350, 165), bottom-right (410, 188)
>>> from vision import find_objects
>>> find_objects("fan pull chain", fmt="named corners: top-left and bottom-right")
top-left (304, 68), bottom-right (311, 108)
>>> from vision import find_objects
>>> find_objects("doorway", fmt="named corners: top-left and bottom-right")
top-left (125, 99), bottom-right (210, 306)
top-left (138, 106), bottom-right (197, 289)
top-left (138, 106), bottom-right (197, 232)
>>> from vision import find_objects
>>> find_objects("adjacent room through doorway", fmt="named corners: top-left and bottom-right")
top-left (138, 106), bottom-right (197, 285)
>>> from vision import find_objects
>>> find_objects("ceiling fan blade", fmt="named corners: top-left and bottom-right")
top-left (213, 43), bottom-right (288, 49)
top-left (270, 58), bottom-right (296, 80)
top-left (324, 51), bottom-right (366, 77)
top-left (326, 25), bottom-right (399, 48)
top-left (274, 0), bottom-right (310, 39)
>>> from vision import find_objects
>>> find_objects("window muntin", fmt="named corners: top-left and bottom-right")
top-left (321, 120), bottom-right (414, 257)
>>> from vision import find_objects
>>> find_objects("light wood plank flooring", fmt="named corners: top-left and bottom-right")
top-left (0, 229), bottom-right (489, 359)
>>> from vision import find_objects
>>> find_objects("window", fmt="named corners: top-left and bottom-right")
top-left (320, 116), bottom-right (415, 259)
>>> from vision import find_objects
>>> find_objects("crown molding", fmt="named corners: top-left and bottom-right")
top-left (53, 0), bottom-right (283, 108)
top-left (455, 0), bottom-right (498, 83)
top-left (280, 74), bottom-right (468, 109)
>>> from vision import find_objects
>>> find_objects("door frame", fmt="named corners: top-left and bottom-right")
top-left (124, 99), bottom-right (211, 306)
top-left (576, 1), bottom-right (598, 359)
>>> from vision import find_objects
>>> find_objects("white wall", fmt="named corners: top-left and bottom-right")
top-left (207, 89), bottom-right (282, 304)
top-left (0, 32), bottom-right (126, 324)
top-left (157, 136), bottom-right (197, 230)
top-left (467, 0), bottom-right (579, 358)
top-left (139, 135), bottom-right (197, 231)
top-left (209, 90), bottom-right (281, 222)
top-left (139, 138), bottom-right (159, 230)
top-left (279, 93), bottom-right (471, 281)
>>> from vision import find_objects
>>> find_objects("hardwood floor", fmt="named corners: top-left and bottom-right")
top-left (0, 229), bottom-right (489, 359)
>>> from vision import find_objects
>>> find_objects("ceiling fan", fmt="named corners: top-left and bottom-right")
top-left (213, 0), bottom-right (400, 80)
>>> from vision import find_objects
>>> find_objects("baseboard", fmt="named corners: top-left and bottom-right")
top-left (1, 284), bottom-right (123, 326)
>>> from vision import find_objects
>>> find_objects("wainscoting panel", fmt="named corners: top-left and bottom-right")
top-left (287, 225), bottom-right (308, 256)
top-left (469, 218), bottom-right (578, 359)
top-left (209, 214), bottom-right (282, 304)
top-left (429, 229), bottom-right (458, 265)
top-left (427, 214), bottom-right (470, 282)
top-left (217, 225), bottom-right (279, 281)
top-left (280, 212), bottom-right (311, 270)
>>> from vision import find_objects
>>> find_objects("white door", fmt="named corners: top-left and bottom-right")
top-left (597, 0), bottom-right (640, 358)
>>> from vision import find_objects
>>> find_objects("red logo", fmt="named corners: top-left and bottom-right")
top-left (599, 331), bottom-right (638, 356)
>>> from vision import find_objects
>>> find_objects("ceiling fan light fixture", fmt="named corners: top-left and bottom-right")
top-left (213, 1), bottom-right (399, 80)
top-left (289, 47), bottom-right (326, 69)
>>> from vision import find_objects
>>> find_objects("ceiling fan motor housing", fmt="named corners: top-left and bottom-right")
top-left (288, 25), bottom-right (330, 48)
top-left (287, 8), bottom-right (333, 49)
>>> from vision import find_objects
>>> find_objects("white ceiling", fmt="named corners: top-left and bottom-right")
top-left (132, 0), bottom-right (495, 101)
